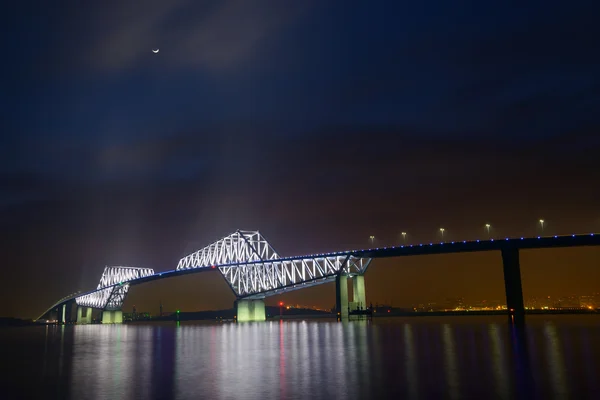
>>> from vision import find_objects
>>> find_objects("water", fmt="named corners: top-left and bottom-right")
top-left (1, 315), bottom-right (599, 399)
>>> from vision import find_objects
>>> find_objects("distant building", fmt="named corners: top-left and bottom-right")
top-left (373, 304), bottom-right (393, 313)
top-left (444, 298), bottom-right (464, 310)
top-left (580, 295), bottom-right (598, 309)
top-left (555, 296), bottom-right (580, 308)
top-left (136, 312), bottom-right (151, 320)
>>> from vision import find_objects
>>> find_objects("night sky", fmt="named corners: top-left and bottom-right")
top-left (2, 1), bottom-right (600, 319)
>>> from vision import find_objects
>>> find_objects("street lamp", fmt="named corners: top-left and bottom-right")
top-left (539, 219), bottom-right (545, 234)
top-left (401, 232), bottom-right (407, 243)
top-left (279, 301), bottom-right (284, 318)
top-left (369, 235), bottom-right (375, 246)
top-left (485, 224), bottom-right (491, 237)
top-left (439, 228), bottom-right (445, 239)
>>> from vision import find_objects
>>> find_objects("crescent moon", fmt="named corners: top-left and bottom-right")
top-left (152, 49), bottom-right (159, 54)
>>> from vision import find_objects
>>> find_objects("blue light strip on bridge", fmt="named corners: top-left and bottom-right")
top-left (40, 232), bottom-right (600, 316)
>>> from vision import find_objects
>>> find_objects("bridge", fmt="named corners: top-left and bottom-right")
top-left (38, 230), bottom-right (600, 325)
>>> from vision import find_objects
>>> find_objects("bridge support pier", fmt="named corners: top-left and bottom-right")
top-left (336, 274), bottom-right (349, 320)
top-left (235, 299), bottom-right (266, 322)
top-left (352, 275), bottom-right (366, 311)
top-left (55, 304), bottom-right (67, 324)
top-left (76, 306), bottom-right (93, 324)
top-left (65, 301), bottom-right (74, 323)
top-left (337, 274), bottom-right (367, 320)
top-left (102, 310), bottom-right (123, 324)
top-left (58, 301), bottom-right (75, 323)
top-left (501, 246), bottom-right (525, 326)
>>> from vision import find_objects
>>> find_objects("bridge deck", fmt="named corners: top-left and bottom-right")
top-left (353, 233), bottom-right (599, 258)
top-left (37, 233), bottom-right (599, 319)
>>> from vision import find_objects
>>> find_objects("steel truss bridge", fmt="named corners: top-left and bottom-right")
top-left (37, 230), bottom-right (600, 321)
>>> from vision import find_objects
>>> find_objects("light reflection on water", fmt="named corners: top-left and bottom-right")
top-left (442, 323), bottom-right (459, 400)
top-left (544, 322), bottom-right (568, 398)
top-left (488, 323), bottom-right (510, 399)
top-left (1, 316), bottom-right (599, 399)
top-left (403, 323), bottom-right (417, 400)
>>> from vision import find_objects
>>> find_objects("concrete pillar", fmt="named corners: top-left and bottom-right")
top-left (102, 311), bottom-right (113, 324)
top-left (55, 304), bottom-right (65, 323)
top-left (113, 311), bottom-right (123, 324)
top-left (102, 311), bottom-right (123, 324)
top-left (236, 299), bottom-right (266, 322)
top-left (64, 301), bottom-right (73, 323)
top-left (77, 306), bottom-right (92, 324)
top-left (336, 274), bottom-right (349, 321)
top-left (61, 304), bottom-right (66, 324)
top-left (501, 247), bottom-right (525, 326)
top-left (352, 275), bottom-right (366, 310)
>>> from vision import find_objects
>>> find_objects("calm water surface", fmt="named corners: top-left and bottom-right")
top-left (1, 315), bottom-right (599, 399)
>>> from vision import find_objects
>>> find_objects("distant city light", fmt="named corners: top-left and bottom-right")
top-left (38, 229), bottom-right (600, 323)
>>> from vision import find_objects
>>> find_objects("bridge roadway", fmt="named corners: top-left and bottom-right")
top-left (354, 232), bottom-right (599, 258)
top-left (39, 233), bottom-right (599, 323)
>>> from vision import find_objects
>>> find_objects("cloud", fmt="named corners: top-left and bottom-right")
top-left (81, 0), bottom-right (308, 73)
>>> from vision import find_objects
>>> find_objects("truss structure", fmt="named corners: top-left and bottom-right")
top-left (37, 232), bottom-right (600, 321)
top-left (176, 230), bottom-right (279, 270)
top-left (96, 266), bottom-right (154, 289)
top-left (75, 266), bottom-right (154, 310)
top-left (221, 255), bottom-right (371, 298)
top-left (177, 230), bottom-right (371, 298)
top-left (69, 230), bottom-right (373, 311)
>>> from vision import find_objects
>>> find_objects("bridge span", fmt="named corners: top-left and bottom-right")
top-left (38, 230), bottom-right (600, 325)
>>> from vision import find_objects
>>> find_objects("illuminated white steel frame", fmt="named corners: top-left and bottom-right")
top-left (73, 230), bottom-right (372, 310)
top-left (176, 230), bottom-right (280, 269)
top-left (75, 266), bottom-right (154, 310)
top-left (220, 255), bottom-right (371, 299)
top-left (176, 230), bottom-right (371, 298)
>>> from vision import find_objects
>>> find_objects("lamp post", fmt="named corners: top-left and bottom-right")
top-left (401, 232), bottom-right (407, 244)
top-left (279, 301), bottom-right (284, 318)
top-left (485, 224), bottom-right (491, 238)
top-left (440, 228), bottom-right (445, 239)
top-left (539, 219), bottom-right (545, 234)
top-left (369, 235), bottom-right (375, 246)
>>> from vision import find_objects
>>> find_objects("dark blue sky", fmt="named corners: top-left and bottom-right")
top-left (2, 1), bottom-right (600, 318)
